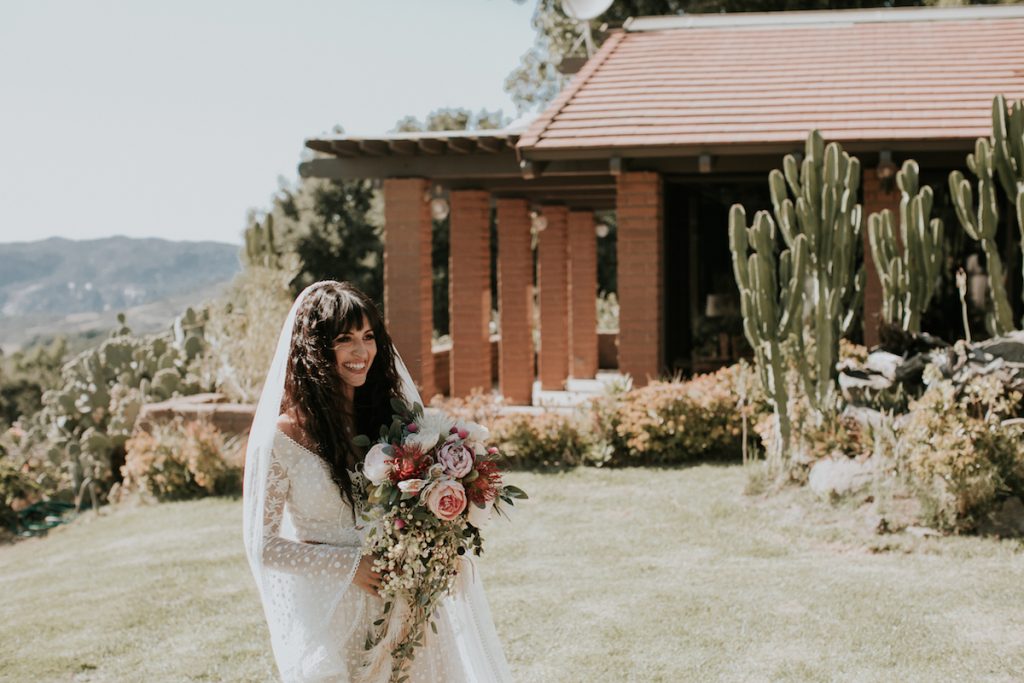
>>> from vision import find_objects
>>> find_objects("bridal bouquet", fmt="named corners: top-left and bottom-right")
top-left (353, 400), bottom-right (526, 683)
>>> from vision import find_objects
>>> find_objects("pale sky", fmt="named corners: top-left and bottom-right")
top-left (0, 0), bottom-right (536, 245)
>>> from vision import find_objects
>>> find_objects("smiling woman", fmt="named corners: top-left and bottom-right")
top-left (333, 320), bottom-right (378, 399)
top-left (245, 280), bottom-right (513, 682)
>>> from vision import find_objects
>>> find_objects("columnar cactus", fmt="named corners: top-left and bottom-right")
top-left (991, 94), bottom-right (1024, 318)
top-left (867, 160), bottom-right (943, 333)
top-left (729, 205), bottom-right (808, 461)
top-left (768, 130), bottom-right (865, 412)
top-left (243, 214), bottom-right (282, 269)
top-left (949, 137), bottom-right (1015, 335)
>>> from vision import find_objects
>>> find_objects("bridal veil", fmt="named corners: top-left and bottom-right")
top-left (242, 281), bottom-right (512, 682)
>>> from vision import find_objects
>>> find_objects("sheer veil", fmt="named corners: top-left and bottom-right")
top-left (243, 282), bottom-right (512, 682)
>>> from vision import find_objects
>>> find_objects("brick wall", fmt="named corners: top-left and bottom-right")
top-left (861, 170), bottom-right (900, 348)
top-left (496, 198), bottom-right (535, 404)
top-left (568, 210), bottom-right (598, 378)
top-left (616, 172), bottom-right (664, 386)
top-left (448, 190), bottom-right (492, 396)
top-left (383, 178), bottom-right (435, 398)
top-left (537, 206), bottom-right (570, 390)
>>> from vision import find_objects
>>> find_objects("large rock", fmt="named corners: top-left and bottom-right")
top-left (807, 456), bottom-right (876, 497)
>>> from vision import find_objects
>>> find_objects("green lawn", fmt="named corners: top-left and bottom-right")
top-left (2, 466), bottom-right (1023, 682)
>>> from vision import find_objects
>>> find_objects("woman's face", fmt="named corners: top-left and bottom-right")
top-left (333, 317), bottom-right (377, 390)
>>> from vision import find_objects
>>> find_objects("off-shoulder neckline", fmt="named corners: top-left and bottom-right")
top-left (275, 427), bottom-right (320, 458)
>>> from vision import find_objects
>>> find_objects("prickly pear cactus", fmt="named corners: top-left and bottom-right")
top-left (867, 160), bottom-right (943, 333)
top-left (32, 310), bottom-right (212, 504)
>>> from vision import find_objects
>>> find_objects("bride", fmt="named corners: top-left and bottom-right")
top-left (242, 280), bottom-right (513, 682)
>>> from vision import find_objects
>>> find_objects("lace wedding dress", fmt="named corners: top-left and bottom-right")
top-left (244, 282), bottom-right (513, 683)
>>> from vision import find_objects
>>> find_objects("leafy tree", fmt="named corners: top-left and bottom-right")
top-left (0, 338), bottom-right (66, 428)
top-left (394, 108), bottom-right (507, 134)
top-left (506, 0), bottom-right (1001, 112)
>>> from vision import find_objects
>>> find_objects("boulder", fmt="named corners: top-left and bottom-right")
top-left (807, 456), bottom-right (876, 498)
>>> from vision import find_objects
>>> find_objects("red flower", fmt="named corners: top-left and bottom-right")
top-left (389, 443), bottom-right (432, 482)
top-left (466, 459), bottom-right (502, 506)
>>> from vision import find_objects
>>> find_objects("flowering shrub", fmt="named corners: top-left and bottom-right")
top-left (591, 365), bottom-right (764, 466)
top-left (898, 370), bottom-right (1024, 531)
top-left (0, 430), bottom-right (63, 532)
top-left (491, 412), bottom-right (589, 470)
top-left (120, 420), bottom-right (242, 501)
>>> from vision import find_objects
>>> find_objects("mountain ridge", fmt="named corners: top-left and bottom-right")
top-left (0, 236), bottom-right (243, 349)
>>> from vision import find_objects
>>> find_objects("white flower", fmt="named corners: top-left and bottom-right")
top-left (397, 478), bottom-right (426, 495)
top-left (467, 499), bottom-right (494, 528)
top-left (461, 420), bottom-right (490, 444)
top-left (405, 428), bottom-right (441, 452)
top-left (408, 408), bottom-right (454, 451)
top-left (363, 443), bottom-right (392, 485)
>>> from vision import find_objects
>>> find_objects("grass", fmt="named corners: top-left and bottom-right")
top-left (2, 465), bottom-right (1024, 682)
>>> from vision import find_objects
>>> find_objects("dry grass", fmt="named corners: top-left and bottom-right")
top-left (2, 466), bottom-right (1023, 682)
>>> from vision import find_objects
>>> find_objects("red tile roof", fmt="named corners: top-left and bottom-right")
top-left (517, 6), bottom-right (1024, 158)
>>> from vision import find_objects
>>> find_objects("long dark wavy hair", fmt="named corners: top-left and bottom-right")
top-left (282, 281), bottom-right (404, 509)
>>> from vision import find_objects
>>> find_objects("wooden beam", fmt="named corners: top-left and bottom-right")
top-left (447, 138), bottom-right (477, 154)
top-left (477, 137), bottom-right (506, 154)
top-left (416, 139), bottom-right (445, 155)
top-left (388, 140), bottom-right (418, 156)
top-left (358, 140), bottom-right (389, 156)
top-left (330, 140), bottom-right (362, 157)
top-left (299, 154), bottom-right (522, 181)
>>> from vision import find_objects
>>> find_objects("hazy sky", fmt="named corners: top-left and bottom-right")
top-left (0, 0), bottom-right (536, 245)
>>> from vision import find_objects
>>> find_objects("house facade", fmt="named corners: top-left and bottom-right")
top-left (301, 4), bottom-right (1024, 403)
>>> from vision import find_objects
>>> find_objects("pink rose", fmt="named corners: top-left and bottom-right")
top-left (422, 479), bottom-right (467, 521)
top-left (438, 441), bottom-right (474, 478)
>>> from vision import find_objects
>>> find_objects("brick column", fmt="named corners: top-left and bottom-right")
top-left (383, 178), bottom-right (434, 398)
top-left (616, 172), bottom-right (664, 386)
top-left (496, 198), bottom-right (534, 404)
top-left (568, 210), bottom-right (598, 378)
top-left (448, 190), bottom-right (492, 396)
top-left (861, 170), bottom-right (900, 348)
top-left (537, 206), bottom-right (570, 390)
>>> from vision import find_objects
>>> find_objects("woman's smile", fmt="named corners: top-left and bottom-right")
top-left (334, 319), bottom-right (376, 387)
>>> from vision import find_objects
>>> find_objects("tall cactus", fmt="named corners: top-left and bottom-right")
top-left (768, 130), bottom-right (865, 413)
top-left (243, 214), bottom-right (282, 269)
top-left (867, 160), bottom-right (943, 333)
top-left (729, 205), bottom-right (808, 462)
top-left (991, 94), bottom-right (1024, 319)
top-left (949, 137), bottom-right (1015, 336)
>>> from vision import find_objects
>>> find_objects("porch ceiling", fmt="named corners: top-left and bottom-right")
top-left (300, 130), bottom-right (619, 209)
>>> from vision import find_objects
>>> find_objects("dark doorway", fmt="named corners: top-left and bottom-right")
top-left (664, 178), bottom-right (770, 375)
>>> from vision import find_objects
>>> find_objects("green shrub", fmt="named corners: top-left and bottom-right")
top-left (0, 428), bottom-right (64, 532)
top-left (491, 412), bottom-right (588, 470)
top-left (119, 420), bottom-right (241, 501)
top-left (591, 365), bottom-right (763, 466)
top-left (898, 369), bottom-right (1024, 531)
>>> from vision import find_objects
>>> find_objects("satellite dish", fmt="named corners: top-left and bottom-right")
top-left (561, 0), bottom-right (614, 21)
top-left (561, 0), bottom-right (614, 57)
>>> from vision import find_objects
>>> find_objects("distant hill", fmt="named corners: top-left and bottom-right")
top-left (0, 236), bottom-right (241, 350)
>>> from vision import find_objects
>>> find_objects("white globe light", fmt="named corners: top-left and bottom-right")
top-left (430, 198), bottom-right (450, 221)
top-left (595, 223), bottom-right (610, 238)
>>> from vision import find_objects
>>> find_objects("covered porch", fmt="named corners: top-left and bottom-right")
top-left (301, 5), bottom-right (1024, 403)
